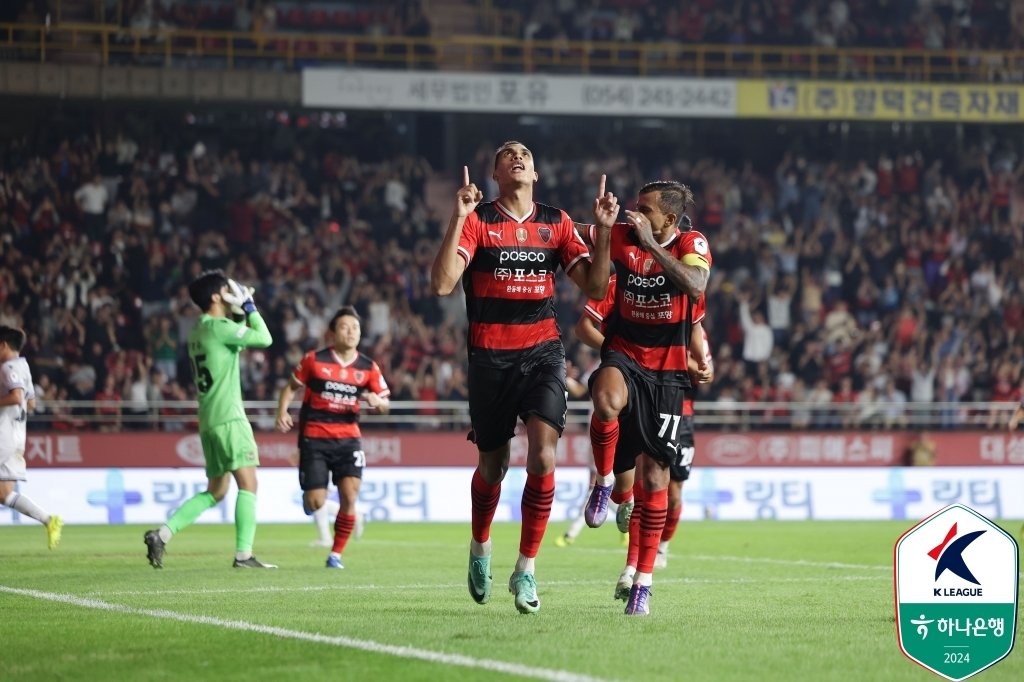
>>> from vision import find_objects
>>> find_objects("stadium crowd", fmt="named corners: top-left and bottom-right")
top-left (0, 111), bottom-right (1021, 431)
top-left (7, 0), bottom-right (1024, 54)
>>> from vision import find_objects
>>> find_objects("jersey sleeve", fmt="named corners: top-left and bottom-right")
top-left (210, 312), bottom-right (273, 349)
top-left (368, 361), bottom-right (391, 398)
top-left (680, 230), bottom-right (712, 271)
top-left (583, 275), bottom-right (616, 327)
top-left (559, 210), bottom-right (590, 274)
top-left (692, 294), bottom-right (706, 324)
top-left (456, 212), bottom-right (482, 266)
top-left (292, 352), bottom-right (313, 386)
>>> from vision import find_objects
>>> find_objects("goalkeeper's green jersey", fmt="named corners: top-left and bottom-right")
top-left (187, 311), bottom-right (272, 432)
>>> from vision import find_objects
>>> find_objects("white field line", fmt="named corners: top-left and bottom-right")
top-left (87, 574), bottom-right (883, 597)
top-left (0, 585), bottom-right (614, 682)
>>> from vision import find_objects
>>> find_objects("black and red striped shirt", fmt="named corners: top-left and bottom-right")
top-left (587, 223), bottom-right (712, 372)
top-left (458, 200), bottom-right (590, 367)
top-left (585, 276), bottom-right (712, 405)
top-left (292, 348), bottom-right (390, 440)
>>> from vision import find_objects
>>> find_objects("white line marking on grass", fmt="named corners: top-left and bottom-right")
top-left (87, 575), bottom-right (882, 597)
top-left (687, 554), bottom-right (890, 571)
top-left (0, 585), bottom-right (614, 682)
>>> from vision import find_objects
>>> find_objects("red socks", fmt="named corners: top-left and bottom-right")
top-left (661, 502), bottom-right (682, 542)
top-left (519, 471), bottom-right (555, 558)
top-left (589, 415), bottom-right (619, 477)
top-left (470, 468), bottom-right (501, 544)
top-left (637, 487), bottom-right (668, 574)
top-left (332, 513), bottom-right (356, 555)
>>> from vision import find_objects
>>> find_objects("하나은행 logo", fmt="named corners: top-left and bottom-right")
top-left (894, 504), bottom-right (1019, 681)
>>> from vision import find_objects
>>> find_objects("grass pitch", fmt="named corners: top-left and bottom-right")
top-left (2, 520), bottom-right (1021, 682)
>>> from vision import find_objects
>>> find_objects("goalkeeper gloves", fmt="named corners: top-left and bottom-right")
top-left (223, 279), bottom-right (257, 315)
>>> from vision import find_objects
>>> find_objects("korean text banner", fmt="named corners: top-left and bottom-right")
top-left (303, 68), bottom-right (736, 117)
top-left (738, 80), bottom-right (1024, 122)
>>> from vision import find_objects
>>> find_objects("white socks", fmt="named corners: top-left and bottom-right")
top-left (514, 554), bottom-right (535, 574)
top-left (158, 525), bottom-right (173, 543)
top-left (3, 491), bottom-right (50, 524)
top-left (470, 538), bottom-right (492, 557)
top-left (314, 499), bottom-right (340, 543)
top-left (634, 571), bottom-right (653, 587)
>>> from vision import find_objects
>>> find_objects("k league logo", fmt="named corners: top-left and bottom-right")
top-left (894, 504), bottom-right (1019, 681)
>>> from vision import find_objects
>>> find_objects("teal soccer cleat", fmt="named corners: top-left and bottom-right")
top-left (468, 552), bottom-right (492, 604)
top-left (508, 571), bottom-right (540, 614)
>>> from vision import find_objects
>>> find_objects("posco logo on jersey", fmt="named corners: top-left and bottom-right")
top-left (499, 250), bottom-right (546, 264)
top-left (324, 381), bottom-right (357, 394)
top-left (627, 273), bottom-right (666, 288)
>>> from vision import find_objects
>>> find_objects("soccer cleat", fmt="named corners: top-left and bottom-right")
top-left (615, 498), bottom-right (634, 534)
top-left (45, 515), bottom-right (64, 550)
top-left (624, 584), bottom-right (651, 616)
top-left (232, 556), bottom-right (278, 569)
top-left (467, 552), bottom-right (492, 604)
top-left (325, 554), bottom-right (344, 569)
top-left (619, 532), bottom-right (629, 547)
top-left (584, 483), bottom-right (613, 528)
top-left (554, 533), bottom-right (574, 547)
top-left (144, 529), bottom-right (165, 569)
top-left (615, 568), bottom-right (635, 602)
top-left (654, 548), bottom-right (668, 569)
top-left (508, 571), bottom-right (540, 614)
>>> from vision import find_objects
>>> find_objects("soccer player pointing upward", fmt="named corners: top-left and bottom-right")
top-left (431, 142), bottom-right (618, 614)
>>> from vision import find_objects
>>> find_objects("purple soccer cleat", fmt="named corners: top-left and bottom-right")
top-left (584, 483), bottom-right (613, 528)
top-left (624, 584), bottom-right (651, 616)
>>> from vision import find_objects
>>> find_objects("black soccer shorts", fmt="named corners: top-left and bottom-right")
top-left (594, 350), bottom-right (691, 473)
top-left (467, 361), bottom-right (567, 452)
top-left (298, 437), bottom-right (365, 490)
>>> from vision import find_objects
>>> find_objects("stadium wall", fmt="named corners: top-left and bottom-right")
top-left (1, 466), bottom-right (1019, 526)
top-left (8, 431), bottom-right (1021, 525)
top-left (21, 430), bottom-right (1024, 469)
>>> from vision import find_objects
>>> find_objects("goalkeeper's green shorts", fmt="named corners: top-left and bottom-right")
top-left (200, 419), bottom-right (259, 478)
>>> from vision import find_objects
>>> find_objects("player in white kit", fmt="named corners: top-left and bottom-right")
top-left (0, 326), bottom-right (63, 549)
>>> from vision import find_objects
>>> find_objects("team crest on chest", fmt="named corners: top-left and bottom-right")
top-left (538, 227), bottom-right (552, 243)
top-left (353, 370), bottom-right (366, 384)
top-left (643, 258), bottom-right (655, 274)
top-left (516, 227), bottom-right (528, 243)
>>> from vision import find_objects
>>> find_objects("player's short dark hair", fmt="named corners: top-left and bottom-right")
top-left (0, 325), bottom-right (26, 352)
top-left (494, 140), bottom-right (531, 169)
top-left (329, 306), bottom-right (361, 331)
top-left (188, 269), bottom-right (229, 312)
top-left (639, 181), bottom-right (695, 225)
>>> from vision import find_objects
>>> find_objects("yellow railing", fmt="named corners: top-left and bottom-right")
top-left (1, 22), bottom-right (1021, 82)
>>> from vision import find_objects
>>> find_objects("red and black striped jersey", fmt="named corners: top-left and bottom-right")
top-left (292, 348), bottom-right (390, 440)
top-left (584, 273), bottom-right (711, 381)
top-left (457, 200), bottom-right (590, 366)
top-left (586, 223), bottom-right (712, 372)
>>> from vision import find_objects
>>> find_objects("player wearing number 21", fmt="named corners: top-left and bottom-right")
top-left (275, 306), bottom-right (390, 570)
top-left (143, 270), bottom-right (275, 570)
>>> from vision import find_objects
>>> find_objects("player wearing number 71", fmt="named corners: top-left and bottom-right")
top-left (579, 181), bottom-right (712, 615)
top-left (143, 269), bottom-right (274, 570)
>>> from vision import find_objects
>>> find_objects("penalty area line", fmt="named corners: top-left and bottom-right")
top-left (0, 585), bottom-right (614, 682)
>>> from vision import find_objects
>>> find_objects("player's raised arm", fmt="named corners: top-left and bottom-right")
top-left (431, 165), bottom-right (483, 296)
top-left (568, 174), bottom-right (617, 299)
top-left (625, 209), bottom-right (709, 299)
top-left (217, 280), bottom-right (272, 348)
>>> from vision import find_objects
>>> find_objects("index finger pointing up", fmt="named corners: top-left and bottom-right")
top-left (463, 165), bottom-right (470, 187)
top-left (598, 174), bottom-right (606, 197)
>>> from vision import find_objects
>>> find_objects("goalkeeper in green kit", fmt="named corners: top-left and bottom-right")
top-left (144, 270), bottom-right (275, 569)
